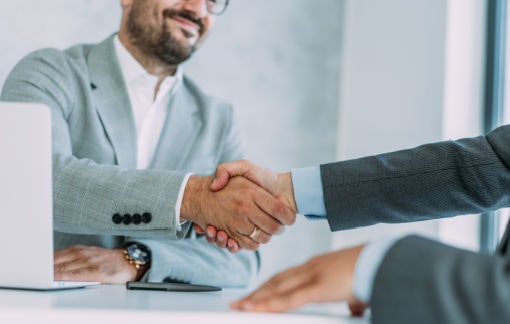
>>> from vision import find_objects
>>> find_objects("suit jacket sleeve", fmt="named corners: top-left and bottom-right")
top-left (370, 235), bottom-right (510, 323)
top-left (320, 125), bottom-right (510, 230)
top-left (1, 48), bottom-right (189, 239)
top-left (134, 236), bottom-right (257, 287)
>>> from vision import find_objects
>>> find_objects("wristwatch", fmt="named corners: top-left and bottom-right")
top-left (122, 242), bottom-right (151, 281)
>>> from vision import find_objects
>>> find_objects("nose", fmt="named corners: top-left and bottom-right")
top-left (182, 0), bottom-right (208, 17)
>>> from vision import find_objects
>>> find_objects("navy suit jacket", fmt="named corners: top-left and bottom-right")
top-left (321, 125), bottom-right (510, 323)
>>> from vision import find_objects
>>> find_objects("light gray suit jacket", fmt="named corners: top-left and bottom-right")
top-left (1, 35), bottom-right (257, 287)
top-left (320, 125), bottom-right (510, 323)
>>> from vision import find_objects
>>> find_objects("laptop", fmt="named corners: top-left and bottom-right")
top-left (0, 102), bottom-right (98, 290)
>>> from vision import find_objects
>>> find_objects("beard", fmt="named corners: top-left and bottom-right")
top-left (126, 7), bottom-right (201, 65)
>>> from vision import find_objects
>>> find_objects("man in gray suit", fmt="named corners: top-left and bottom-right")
top-left (207, 124), bottom-right (510, 323)
top-left (0, 0), bottom-right (294, 286)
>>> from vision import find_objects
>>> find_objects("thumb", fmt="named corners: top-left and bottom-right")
top-left (210, 160), bottom-right (252, 191)
top-left (210, 169), bottom-right (231, 191)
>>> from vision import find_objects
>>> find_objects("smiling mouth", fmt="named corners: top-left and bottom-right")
top-left (168, 16), bottom-right (200, 37)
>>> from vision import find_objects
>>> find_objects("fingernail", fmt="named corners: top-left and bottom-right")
top-left (227, 241), bottom-right (233, 248)
top-left (218, 236), bottom-right (224, 242)
top-left (207, 231), bottom-right (214, 238)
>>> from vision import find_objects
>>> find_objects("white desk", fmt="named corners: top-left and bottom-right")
top-left (0, 284), bottom-right (370, 323)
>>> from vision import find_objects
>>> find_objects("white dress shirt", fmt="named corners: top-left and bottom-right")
top-left (114, 36), bottom-right (181, 169)
top-left (114, 36), bottom-right (191, 229)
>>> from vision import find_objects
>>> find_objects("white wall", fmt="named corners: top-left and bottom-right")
top-left (0, 1), bottom-right (121, 85)
top-left (333, 0), bottom-right (486, 250)
top-left (438, 0), bottom-right (486, 251)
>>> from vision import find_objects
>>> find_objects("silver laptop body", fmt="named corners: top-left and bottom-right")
top-left (0, 102), bottom-right (98, 290)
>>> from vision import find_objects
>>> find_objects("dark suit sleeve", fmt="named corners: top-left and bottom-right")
top-left (370, 235), bottom-right (510, 324)
top-left (320, 125), bottom-right (510, 230)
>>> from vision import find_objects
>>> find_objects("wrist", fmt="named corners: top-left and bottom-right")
top-left (278, 172), bottom-right (298, 214)
top-left (180, 175), bottom-right (198, 222)
top-left (122, 242), bottom-right (151, 281)
top-left (180, 175), bottom-right (209, 224)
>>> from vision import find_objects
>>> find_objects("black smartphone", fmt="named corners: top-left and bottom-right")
top-left (126, 281), bottom-right (222, 292)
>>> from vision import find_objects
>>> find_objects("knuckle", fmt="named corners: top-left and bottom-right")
top-left (259, 234), bottom-right (271, 244)
top-left (233, 201), bottom-right (248, 215)
top-left (271, 203), bottom-right (292, 224)
top-left (267, 222), bottom-right (281, 235)
top-left (239, 237), bottom-right (259, 251)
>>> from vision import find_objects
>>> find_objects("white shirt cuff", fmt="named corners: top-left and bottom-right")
top-left (352, 236), bottom-right (401, 303)
top-left (174, 173), bottom-right (193, 231)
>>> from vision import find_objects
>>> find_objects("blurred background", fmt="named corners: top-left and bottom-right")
top-left (1, 0), bottom-right (508, 284)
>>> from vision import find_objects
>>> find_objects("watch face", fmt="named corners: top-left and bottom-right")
top-left (127, 243), bottom-right (151, 264)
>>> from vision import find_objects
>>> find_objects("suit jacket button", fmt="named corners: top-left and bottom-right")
top-left (142, 212), bottom-right (152, 223)
top-left (123, 214), bottom-right (132, 225)
top-left (132, 213), bottom-right (142, 225)
top-left (112, 213), bottom-right (122, 224)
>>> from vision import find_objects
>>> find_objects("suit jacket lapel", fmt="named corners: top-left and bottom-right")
top-left (150, 83), bottom-right (202, 170)
top-left (87, 35), bottom-right (137, 169)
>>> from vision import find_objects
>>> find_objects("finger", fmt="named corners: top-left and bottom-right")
top-left (54, 246), bottom-right (98, 274)
top-left (54, 261), bottom-right (68, 274)
top-left (232, 232), bottom-right (260, 251)
top-left (55, 266), bottom-right (98, 282)
top-left (211, 231), bottom-right (240, 252)
top-left (54, 258), bottom-right (90, 274)
top-left (215, 231), bottom-right (228, 248)
top-left (235, 265), bottom-right (307, 304)
top-left (255, 193), bottom-right (296, 227)
top-left (210, 169), bottom-right (231, 191)
top-left (194, 223), bottom-right (205, 234)
top-left (348, 302), bottom-right (366, 317)
top-left (232, 269), bottom-right (314, 312)
top-left (248, 227), bottom-right (272, 244)
top-left (249, 189), bottom-right (293, 234)
top-left (227, 238), bottom-right (239, 253)
top-left (210, 160), bottom-right (252, 191)
top-left (213, 160), bottom-right (280, 194)
top-left (235, 284), bottom-right (315, 313)
top-left (205, 226), bottom-right (218, 243)
top-left (54, 245), bottom-right (84, 264)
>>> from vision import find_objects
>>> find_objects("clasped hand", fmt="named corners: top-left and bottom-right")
top-left (193, 160), bottom-right (367, 316)
top-left (186, 160), bottom-right (297, 252)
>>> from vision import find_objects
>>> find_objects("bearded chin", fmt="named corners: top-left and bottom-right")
top-left (127, 13), bottom-right (196, 66)
top-left (152, 29), bottom-right (196, 65)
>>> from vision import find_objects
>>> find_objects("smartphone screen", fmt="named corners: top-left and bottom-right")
top-left (126, 281), bottom-right (222, 292)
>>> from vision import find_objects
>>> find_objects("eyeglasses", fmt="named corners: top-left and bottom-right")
top-left (184, 0), bottom-right (229, 16)
top-left (206, 0), bottom-right (229, 15)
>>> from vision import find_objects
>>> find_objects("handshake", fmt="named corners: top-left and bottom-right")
top-left (180, 160), bottom-right (297, 252)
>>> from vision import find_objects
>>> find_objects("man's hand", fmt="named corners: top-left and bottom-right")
top-left (181, 174), bottom-right (296, 251)
top-left (54, 245), bottom-right (137, 284)
top-left (195, 160), bottom-right (298, 252)
top-left (210, 160), bottom-right (297, 212)
top-left (230, 244), bottom-right (367, 315)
